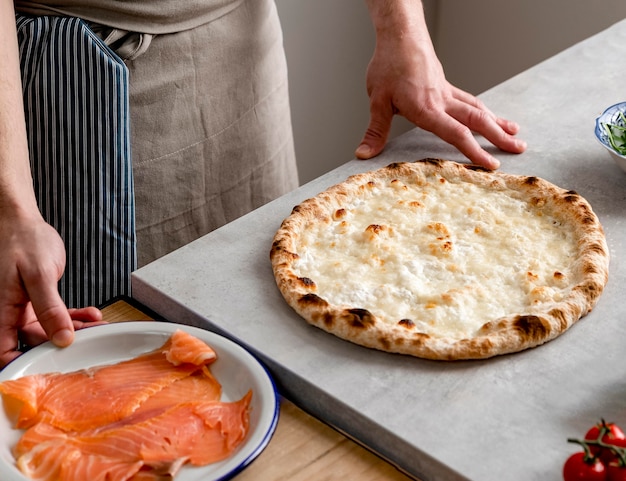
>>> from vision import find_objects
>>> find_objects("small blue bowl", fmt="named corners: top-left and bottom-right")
top-left (595, 101), bottom-right (626, 173)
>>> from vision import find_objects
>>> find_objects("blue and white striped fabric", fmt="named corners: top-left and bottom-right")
top-left (16, 15), bottom-right (136, 308)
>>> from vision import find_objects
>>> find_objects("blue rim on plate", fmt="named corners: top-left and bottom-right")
top-left (0, 321), bottom-right (280, 481)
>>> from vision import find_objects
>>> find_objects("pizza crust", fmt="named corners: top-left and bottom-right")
top-left (270, 159), bottom-right (609, 360)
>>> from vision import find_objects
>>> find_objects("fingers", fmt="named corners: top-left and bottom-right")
top-left (409, 87), bottom-right (525, 169)
top-left (24, 277), bottom-right (75, 348)
top-left (496, 116), bottom-right (522, 137)
top-left (9, 307), bottom-right (48, 348)
top-left (0, 301), bottom-right (46, 366)
top-left (0, 307), bottom-right (26, 368)
top-left (0, 349), bottom-right (21, 368)
top-left (447, 98), bottom-right (527, 156)
top-left (0, 306), bottom-right (105, 368)
top-left (69, 306), bottom-right (103, 323)
top-left (69, 306), bottom-right (107, 330)
top-left (423, 113), bottom-right (502, 170)
top-left (355, 96), bottom-right (395, 160)
top-left (356, 81), bottom-right (526, 168)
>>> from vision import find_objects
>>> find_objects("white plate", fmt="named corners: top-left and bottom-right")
top-left (0, 321), bottom-right (279, 481)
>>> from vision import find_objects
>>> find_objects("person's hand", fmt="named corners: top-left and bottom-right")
top-left (357, 2), bottom-right (526, 170)
top-left (0, 0), bottom-right (102, 368)
top-left (0, 210), bottom-right (103, 367)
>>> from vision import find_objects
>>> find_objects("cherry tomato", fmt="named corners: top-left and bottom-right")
top-left (603, 438), bottom-right (626, 466)
top-left (563, 452), bottom-right (606, 481)
top-left (607, 462), bottom-right (626, 481)
top-left (586, 422), bottom-right (626, 463)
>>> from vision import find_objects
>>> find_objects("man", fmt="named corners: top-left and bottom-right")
top-left (0, 0), bottom-right (525, 367)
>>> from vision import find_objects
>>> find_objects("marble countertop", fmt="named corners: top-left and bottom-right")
top-left (132, 19), bottom-right (626, 481)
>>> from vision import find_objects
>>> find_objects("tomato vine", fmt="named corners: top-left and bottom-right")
top-left (564, 420), bottom-right (626, 481)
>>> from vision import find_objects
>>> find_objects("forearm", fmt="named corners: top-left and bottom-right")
top-left (359, 0), bottom-right (524, 167)
top-left (0, 0), bottom-right (39, 216)
top-left (364, 0), bottom-right (441, 86)
top-left (365, 0), bottom-right (432, 44)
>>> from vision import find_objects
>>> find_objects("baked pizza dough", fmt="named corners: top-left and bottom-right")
top-left (270, 159), bottom-right (609, 360)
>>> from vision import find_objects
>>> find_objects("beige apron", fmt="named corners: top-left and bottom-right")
top-left (124, 0), bottom-right (299, 266)
top-left (18, 0), bottom-right (298, 295)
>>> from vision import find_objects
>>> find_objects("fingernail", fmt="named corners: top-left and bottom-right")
top-left (355, 144), bottom-right (372, 159)
top-left (52, 328), bottom-right (74, 347)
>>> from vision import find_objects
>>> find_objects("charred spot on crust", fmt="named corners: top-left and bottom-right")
top-left (478, 320), bottom-right (495, 333)
top-left (377, 335), bottom-right (392, 350)
top-left (410, 332), bottom-right (431, 347)
top-left (464, 164), bottom-right (490, 173)
top-left (269, 243), bottom-right (299, 262)
top-left (269, 240), bottom-right (284, 255)
top-left (582, 263), bottom-right (600, 275)
top-left (345, 308), bottom-right (376, 328)
top-left (457, 336), bottom-right (495, 359)
top-left (478, 319), bottom-right (508, 334)
top-left (358, 182), bottom-right (377, 194)
top-left (513, 315), bottom-right (550, 341)
top-left (398, 318), bottom-right (415, 328)
top-left (587, 242), bottom-right (607, 255)
top-left (323, 312), bottom-right (334, 327)
top-left (548, 308), bottom-right (568, 331)
top-left (366, 224), bottom-right (384, 234)
top-left (574, 281), bottom-right (602, 299)
top-left (563, 192), bottom-right (581, 203)
top-left (298, 277), bottom-right (316, 288)
top-left (529, 196), bottom-right (546, 208)
top-left (333, 208), bottom-right (347, 220)
top-left (390, 178), bottom-right (409, 191)
top-left (419, 158), bottom-right (444, 166)
top-left (298, 293), bottom-right (328, 308)
top-left (523, 176), bottom-right (540, 186)
top-left (497, 319), bottom-right (509, 330)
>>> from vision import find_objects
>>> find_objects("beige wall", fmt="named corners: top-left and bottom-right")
top-left (275, 1), bottom-right (380, 185)
top-left (433, 0), bottom-right (626, 95)
top-left (275, 1), bottom-right (626, 184)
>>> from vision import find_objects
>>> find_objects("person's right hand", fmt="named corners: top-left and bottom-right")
top-left (355, 43), bottom-right (527, 169)
top-left (0, 210), bottom-right (102, 367)
top-left (358, 0), bottom-right (526, 169)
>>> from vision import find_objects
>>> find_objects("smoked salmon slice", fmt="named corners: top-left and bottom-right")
top-left (0, 329), bottom-right (253, 481)
top-left (16, 393), bottom-right (252, 480)
top-left (0, 329), bottom-right (217, 431)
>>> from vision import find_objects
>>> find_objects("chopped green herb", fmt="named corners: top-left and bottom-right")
top-left (603, 111), bottom-right (626, 155)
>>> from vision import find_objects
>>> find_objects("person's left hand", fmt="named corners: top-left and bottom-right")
top-left (355, 25), bottom-right (526, 170)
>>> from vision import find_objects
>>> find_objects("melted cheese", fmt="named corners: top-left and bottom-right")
top-left (293, 175), bottom-right (577, 339)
